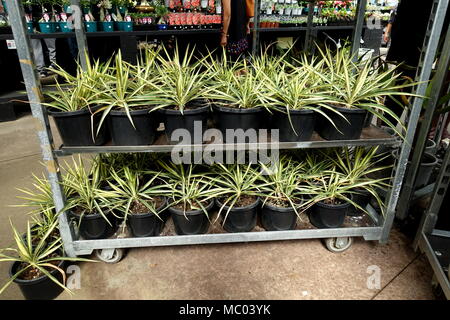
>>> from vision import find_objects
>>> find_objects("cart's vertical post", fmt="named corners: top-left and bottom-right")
top-left (70, 0), bottom-right (89, 70)
top-left (6, 0), bottom-right (77, 257)
top-left (396, 25), bottom-right (450, 220)
top-left (380, 0), bottom-right (449, 244)
top-left (304, 1), bottom-right (315, 53)
top-left (351, 0), bottom-right (367, 62)
top-left (413, 146), bottom-right (450, 250)
top-left (252, 0), bottom-right (261, 56)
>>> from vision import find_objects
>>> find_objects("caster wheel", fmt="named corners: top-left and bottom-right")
top-left (95, 248), bottom-right (125, 264)
top-left (323, 237), bottom-right (353, 253)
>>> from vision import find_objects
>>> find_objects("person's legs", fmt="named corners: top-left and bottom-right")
top-left (31, 39), bottom-right (46, 76)
top-left (43, 38), bottom-right (57, 67)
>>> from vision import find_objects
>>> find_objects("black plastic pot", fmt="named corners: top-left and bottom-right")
top-left (48, 106), bottom-right (108, 146)
top-left (415, 152), bottom-right (438, 188)
top-left (261, 202), bottom-right (298, 231)
top-left (392, 151), bottom-right (438, 188)
top-left (11, 260), bottom-right (66, 300)
top-left (347, 189), bottom-right (371, 216)
top-left (216, 198), bottom-right (259, 232)
top-left (212, 105), bottom-right (265, 140)
top-left (127, 199), bottom-right (167, 237)
top-left (272, 108), bottom-right (315, 142)
top-left (71, 211), bottom-right (118, 240)
top-left (109, 108), bottom-right (158, 146)
top-left (169, 201), bottom-right (214, 235)
top-left (316, 106), bottom-right (367, 140)
top-left (309, 200), bottom-right (351, 228)
top-left (160, 105), bottom-right (209, 144)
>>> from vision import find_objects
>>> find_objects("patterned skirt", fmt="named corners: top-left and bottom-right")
top-left (226, 37), bottom-right (249, 56)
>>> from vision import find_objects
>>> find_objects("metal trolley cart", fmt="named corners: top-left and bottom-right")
top-left (4, 0), bottom-right (450, 262)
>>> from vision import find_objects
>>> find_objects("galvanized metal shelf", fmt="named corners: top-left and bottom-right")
top-left (55, 126), bottom-right (401, 156)
top-left (5, 0), bottom-right (450, 259)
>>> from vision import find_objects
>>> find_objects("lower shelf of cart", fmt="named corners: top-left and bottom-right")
top-left (70, 209), bottom-right (384, 254)
top-left (72, 226), bottom-right (383, 253)
top-left (56, 125), bottom-right (400, 155)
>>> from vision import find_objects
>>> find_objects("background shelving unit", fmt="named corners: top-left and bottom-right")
top-left (4, 0), bottom-right (450, 262)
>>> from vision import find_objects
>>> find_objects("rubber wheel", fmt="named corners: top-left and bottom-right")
top-left (324, 237), bottom-right (353, 253)
top-left (95, 248), bottom-right (125, 264)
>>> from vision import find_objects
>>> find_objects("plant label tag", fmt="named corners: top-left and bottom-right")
top-left (6, 40), bottom-right (16, 49)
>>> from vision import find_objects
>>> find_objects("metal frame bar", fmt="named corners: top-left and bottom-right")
top-left (251, 0), bottom-right (261, 55)
top-left (55, 126), bottom-right (400, 156)
top-left (396, 16), bottom-right (450, 220)
top-left (6, 0), bottom-right (76, 257)
top-left (418, 233), bottom-right (450, 299)
top-left (380, 0), bottom-right (449, 243)
top-left (72, 227), bottom-right (383, 254)
top-left (413, 144), bottom-right (450, 249)
top-left (303, 1), bottom-right (315, 52)
top-left (7, 0), bottom-right (443, 256)
top-left (351, 0), bottom-right (367, 60)
top-left (69, 0), bottom-right (88, 70)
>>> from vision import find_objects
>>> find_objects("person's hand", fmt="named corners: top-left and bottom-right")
top-left (383, 32), bottom-right (390, 43)
top-left (220, 33), bottom-right (228, 46)
top-left (246, 22), bottom-right (251, 34)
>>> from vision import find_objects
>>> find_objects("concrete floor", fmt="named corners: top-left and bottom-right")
top-left (0, 114), bottom-right (436, 300)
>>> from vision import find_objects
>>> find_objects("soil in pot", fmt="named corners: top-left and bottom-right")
top-left (160, 104), bottom-right (209, 145)
top-left (127, 197), bottom-right (167, 237)
top-left (347, 189), bottom-right (371, 216)
top-left (109, 108), bottom-right (158, 146)
top-left (309, 198), bottom-right (351, 228)
top-left (48, 106), bottom-right (108, 146)
top-left (169, 200), bottom-right (214, 235)
top-left (316, 105), bottom-right (367, 140)
top-left (261, 200), bottom-right (299, 231)
top-left (71, 208), bottom-right (118, 240)
top-left (216, 195), bottom-right (259, 233)
top-left (11, 259), bottom-right (66, 300)
top-left (212, 104), bottom-right (265, 141)
top-left (272, 108), bottom-right (315, 142)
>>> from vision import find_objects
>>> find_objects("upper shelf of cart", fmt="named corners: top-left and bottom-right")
top-left (55, 125), bottom-right (401, 156)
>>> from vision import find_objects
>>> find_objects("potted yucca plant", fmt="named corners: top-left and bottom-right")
top-left (208, 59), bottom-right (268, 138)
top-left (45, 58), bottom-right (111, 146)
top-left (161, 163), bottom-right (216, 235)
top-left (62, 157), bottom-right (118, 240)
top-left (104, 167), bottom-right (169, 237)
top-left (93, 51), bottom-right (159, 146)
top-left (262, 63), bottom-right (340, 142)
top-left (0, 221), bottom-right (92, 300)
top-left (259, 156), bottom-right (305, 231)
top-left (328, 147), bottom-right (390, 217)
top-left (208, 164), bottom-right (264, 233)
top-left (302, 171), bottom-right (361, 228)
top-left (146, 45), bottom-right (213, 144)
top-left (312, 46), bottom-right (417, 141)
